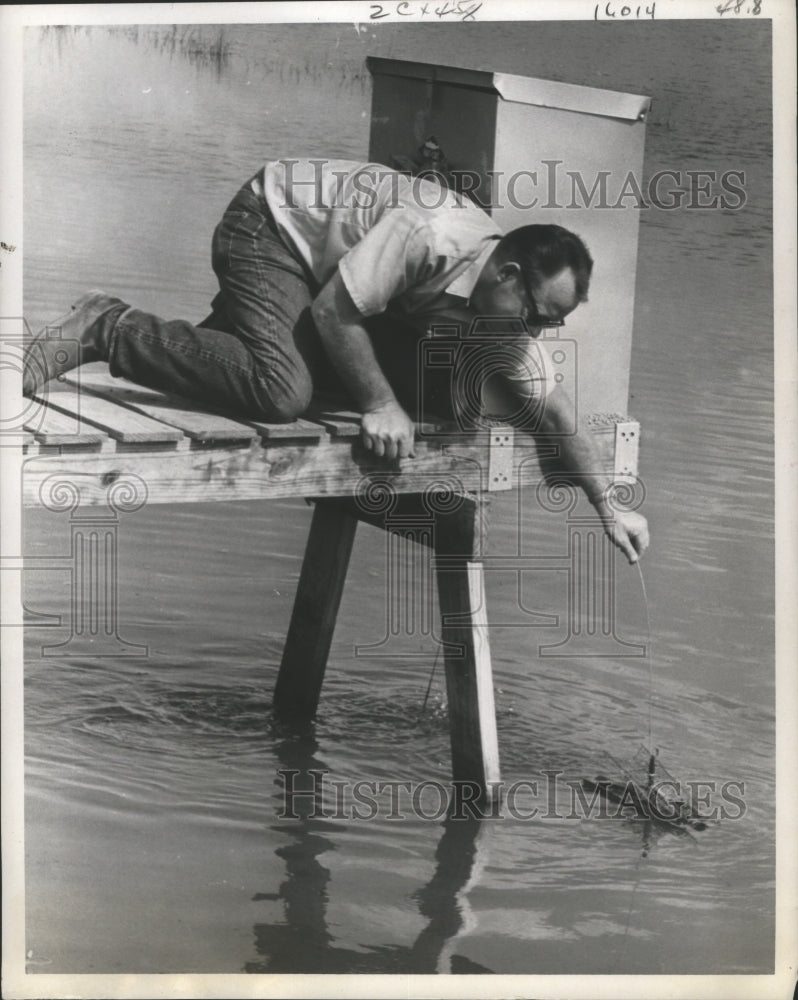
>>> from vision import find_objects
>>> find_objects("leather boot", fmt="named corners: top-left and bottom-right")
top-left (23, 290), bottom-right (127, 396)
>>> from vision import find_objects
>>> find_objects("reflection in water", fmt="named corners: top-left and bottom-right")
top-left (247, 723), bottom-right (336, 973)
top-left (245, 723), bottom-right (493, 974)
top-left (410, 810), bottom-right (492, 974)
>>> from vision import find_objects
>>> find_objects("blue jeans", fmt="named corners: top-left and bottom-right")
top-left (106, 181), bottom-right (340, 421)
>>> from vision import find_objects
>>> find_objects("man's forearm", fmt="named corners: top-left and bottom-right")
top-left (535, 423), bottom-right (612, 500)
top-left (500, 377), bottom-right (649, 561)
top-left (317, 318), bottom-right (397, 410)
top-left (505, 380), bottom-right (612, 500)
top-left (311, 273), bottom-right (398, 411)
top-left (311, 272), bottom-right (416, 459)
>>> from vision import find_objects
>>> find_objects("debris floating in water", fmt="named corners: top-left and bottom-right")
top-left (582, 745), bottom-right (712, 842)
top-left (579, 565), bottom-right (714, 848)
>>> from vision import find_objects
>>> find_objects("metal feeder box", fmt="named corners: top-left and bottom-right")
top-left (366, 57), bottom-right (651, 425)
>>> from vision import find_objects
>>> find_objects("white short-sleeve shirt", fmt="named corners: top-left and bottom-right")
top-left (254, 159), bottom-right (502, 319)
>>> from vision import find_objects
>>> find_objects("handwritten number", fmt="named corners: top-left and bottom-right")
top-left (368, 0), bottom-right (480, 19)
top-left (595, 2), bottom-right (656, 18)
top-left (716, 0), bottom-right (760, 13)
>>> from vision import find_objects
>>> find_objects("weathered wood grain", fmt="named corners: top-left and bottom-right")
top-left (70, 370), bottom-right (337, 442)
top-left (22, 357), bottom-right (628, 509)
top-left (21, 421), bottom-right (627, 508)
top-left (433, 500), bottom-right (501, 798)
top-left (65, 371), bottom-right (257, 443)
top-left (247, 417), bottom-right (328, 441)
top-left (37, 381), bottom-right (186, 445)
top-left (21, 436), bottom-right (505, 507)
top-left (24, 398), bottom-right (109, 447)
top-left (310, 408), bottom-right (362, 438)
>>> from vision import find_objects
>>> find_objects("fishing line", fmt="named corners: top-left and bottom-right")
top-left (614, 845), bottom-right (647, 972)
top-left (420, 642), bottom-right (442, 715)
top-left (635, 559), bottom-right (655, 752)
top-left (612, 559), bottom-right (658, 972)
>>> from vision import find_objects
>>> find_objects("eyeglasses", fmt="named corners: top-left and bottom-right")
top-left (520, 274), bottom-right (565, 329)
top-left (529, 307), bottom-right (564, 329)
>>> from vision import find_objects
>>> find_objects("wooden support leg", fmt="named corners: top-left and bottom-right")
top-left (273, 499), bottom-right (358, 718)
top-left (434, 497), bottom-right (501, 800)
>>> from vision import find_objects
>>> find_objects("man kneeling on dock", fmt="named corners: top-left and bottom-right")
top-left (23, 158), bottom-right (649, 563)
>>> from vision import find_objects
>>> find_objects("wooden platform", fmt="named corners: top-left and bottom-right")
top-left (20, 364), bottom-right (639, 803)
top-left (21, 365), bottom-right (635, 507)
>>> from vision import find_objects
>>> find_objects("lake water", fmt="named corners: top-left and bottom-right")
top-left (21, 19), bottom-right (774, 977)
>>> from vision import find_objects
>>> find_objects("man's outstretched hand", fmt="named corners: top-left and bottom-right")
top-left (596, 506), bottom-right (650, 564)
top-left (361, 400), bottom-right (416, 460)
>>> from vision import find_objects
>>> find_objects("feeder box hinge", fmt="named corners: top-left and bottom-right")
top-left (614, 419), bottom-right (640, 479)
top-left (488, 425), bottom-right (514, 491)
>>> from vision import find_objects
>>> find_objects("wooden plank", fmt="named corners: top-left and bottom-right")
top-left (73, 369), bottom-right (325, 441)
top-left (315, 419), bottom-right (360, 438)
top-left (64, 371), bottom-right (257, 443)
top-left (273, 500), bottom-right (359, 718)
top-left (437, 559), bottom-right (501, 797)
top-left (433, 498), bottom-right (501, 800)
top-left (24, 397), bottom-right (109, 446)
top-left (40, 382), bottom-right (185, 445)
top-left (308, 395), bottom-right (487, 438)
top-left (21, 414), bottom-right (623, 508)
top-left (309, 406), bottom-right (362, 438)
top-left (315, 407), bottom-right (361, 423)
top-left (415, 418), bottom-right (462, 436)
top-left (308, 406), bottom-right (451, 440)
top-left (247, 417), bottom-right (327, 441)
top-left (21, 436), bottom-right (496, 506)
top-left (316, 493), bottom-right (486, 556)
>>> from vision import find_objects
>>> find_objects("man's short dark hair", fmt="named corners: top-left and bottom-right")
top-left (497, 225), bottom-right (593, 301)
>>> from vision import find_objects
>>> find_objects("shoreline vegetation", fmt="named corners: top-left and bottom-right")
top-left (35, 24), bottom-right (370, 90)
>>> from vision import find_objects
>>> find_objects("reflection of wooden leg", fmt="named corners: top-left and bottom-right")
top-left (434, 497), bottom-right (501, 798)
top-left (273, 500), bottom-right (358, 718)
